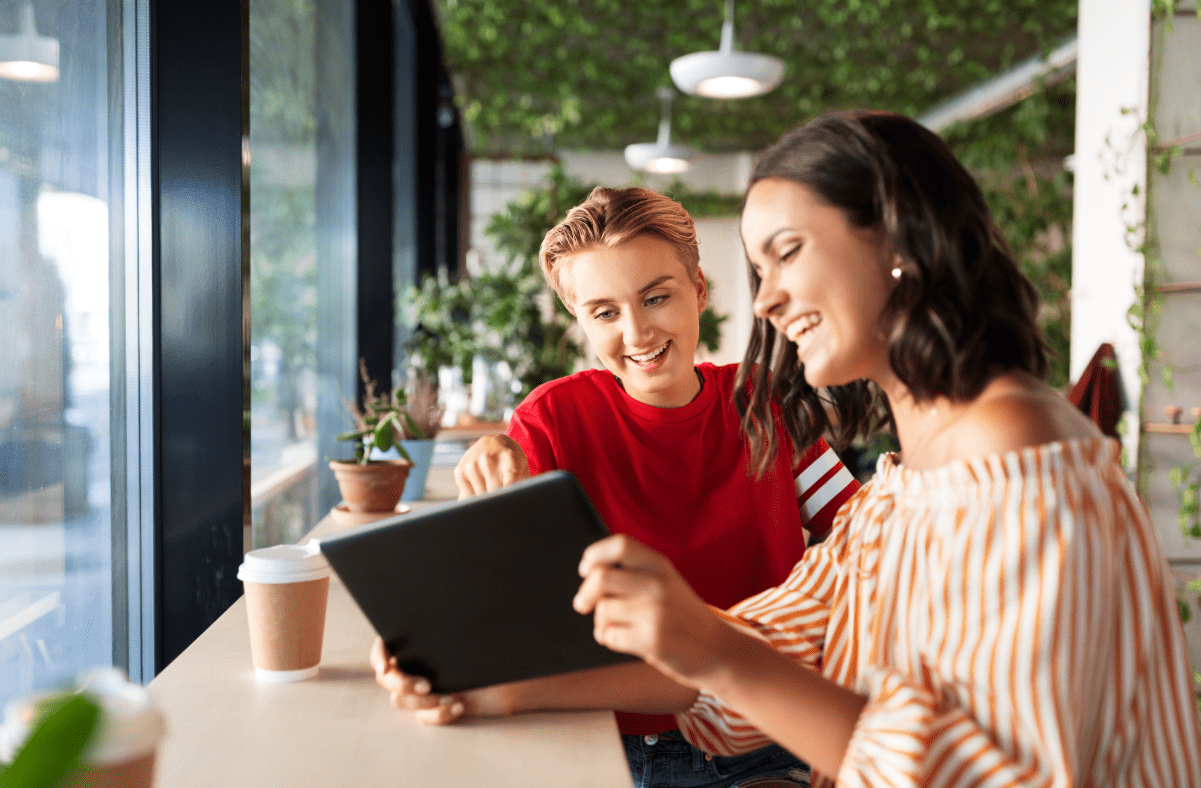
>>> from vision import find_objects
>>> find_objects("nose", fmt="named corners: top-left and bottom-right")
top-left (752, 266), bottom-right (785, 321)
top-left (622, 310), bottom-right (655, 347)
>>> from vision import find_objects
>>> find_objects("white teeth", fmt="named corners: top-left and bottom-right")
top-left (784, 314), bottom-right (821, 342)
top-left (629, 342), bottom-right (669, 363)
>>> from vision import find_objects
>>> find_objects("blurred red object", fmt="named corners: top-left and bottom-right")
top-left (1067, 342), bottom-right (1120, 439)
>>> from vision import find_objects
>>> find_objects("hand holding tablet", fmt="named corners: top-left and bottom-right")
top-left (315, 471), bottom-right (637, 694)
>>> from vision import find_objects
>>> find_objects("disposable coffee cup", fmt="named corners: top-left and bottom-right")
top-left (237, 543), bottom-right (332, 682)
top-left (0, 667), bottom-right (167, 788)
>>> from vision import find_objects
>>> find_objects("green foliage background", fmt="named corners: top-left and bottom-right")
top-left (430, 0), bottom-right (1078, 389)
top-left (433, 0), bottom-right (1078, 154)
top-left (943, 81), bottom-right (1077, 390)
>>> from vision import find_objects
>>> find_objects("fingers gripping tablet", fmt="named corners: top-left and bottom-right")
top-left (315, 471), bottom-right (637, 693)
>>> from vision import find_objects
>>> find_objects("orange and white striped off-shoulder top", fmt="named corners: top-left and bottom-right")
top-left (676, 438), bottom-right (1201, 787)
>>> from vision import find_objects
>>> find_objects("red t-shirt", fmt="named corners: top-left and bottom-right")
top-left (507, 362), bottom-right (859, 735)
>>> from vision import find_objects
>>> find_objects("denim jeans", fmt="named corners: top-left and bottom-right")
top-left (622, 730), bottom-right (811, 788)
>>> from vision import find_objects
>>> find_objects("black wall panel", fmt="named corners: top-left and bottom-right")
top-left (152, 0), bottom-right (246, 670)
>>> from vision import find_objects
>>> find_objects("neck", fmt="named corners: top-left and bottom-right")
top-left (877, 376), bottom-right (959, 468)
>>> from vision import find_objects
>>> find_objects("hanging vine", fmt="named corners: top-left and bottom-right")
top-left (1128, 4), bottom-right (1201, 679)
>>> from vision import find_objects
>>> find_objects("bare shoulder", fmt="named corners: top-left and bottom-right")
top-left (948, 374), bottom-right (1102, 460)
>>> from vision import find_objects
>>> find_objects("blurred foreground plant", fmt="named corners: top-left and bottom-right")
top-left (0, 692), bottom-right (101, 787)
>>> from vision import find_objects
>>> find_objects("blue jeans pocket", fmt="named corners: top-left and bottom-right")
top-left (623, 731), bottom-right (809, 788)
top-left (710, 743), bottom-right (805, 782)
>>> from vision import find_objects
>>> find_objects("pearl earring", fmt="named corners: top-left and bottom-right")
top-left (890, 265), bottom-right (903, 280)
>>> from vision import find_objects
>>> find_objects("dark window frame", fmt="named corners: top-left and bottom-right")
top-left (141, 0), bottom-right (460, 674)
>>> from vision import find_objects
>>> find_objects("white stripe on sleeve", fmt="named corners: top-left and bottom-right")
top-left (800, 466), bottom-right (856, 521)
top-left (795, 447), bottom-right (839, 492)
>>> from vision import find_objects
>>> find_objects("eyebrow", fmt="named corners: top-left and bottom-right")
top-left (578, 274), bottom-right (676, 309)
top-left (757, 228), bottom-right (793, 256)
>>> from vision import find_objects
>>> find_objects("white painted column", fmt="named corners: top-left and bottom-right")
top-left (1070, 0), bottom-right (1152, 463)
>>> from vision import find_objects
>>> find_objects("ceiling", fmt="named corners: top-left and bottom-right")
top-left (431, 0), bottom-right (1079, 156)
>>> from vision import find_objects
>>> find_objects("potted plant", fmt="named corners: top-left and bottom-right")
top-left (329, 361), bottom-right (416, 518)
top-left (393, 371), bottom-right (444, 502)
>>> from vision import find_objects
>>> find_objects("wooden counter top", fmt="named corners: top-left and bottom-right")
top-left (149, 467), bottom-right (633, 787)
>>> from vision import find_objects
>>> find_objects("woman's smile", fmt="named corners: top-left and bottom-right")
top-left (743, 178), bottom-right (895, 390)
top-left (627, 340), bottom-right (671, 369)
top-left (562, 233), bottom-right (707, 409)
top-left (782, 313), bottom-right (822, 344)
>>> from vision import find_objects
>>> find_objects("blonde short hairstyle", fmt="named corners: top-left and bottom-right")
top-left (538, 186), bottom-right (700, 312)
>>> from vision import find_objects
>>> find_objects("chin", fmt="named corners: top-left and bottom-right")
top-left (798, 360), bottom-right (846, 391)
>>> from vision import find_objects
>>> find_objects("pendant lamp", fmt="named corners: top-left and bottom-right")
top-left (670, 0), bottom-right (783, 99)
top-left (0, 3), bottom-right (59, 83)
top-left (623, 87), bottom-right (698, 174)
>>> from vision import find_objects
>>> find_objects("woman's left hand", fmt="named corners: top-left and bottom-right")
top-left (573, 535), bottom-right (734, 690)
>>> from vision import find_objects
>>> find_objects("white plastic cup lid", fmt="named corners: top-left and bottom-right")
top-left (237, 543), bottom-right (330, 584)
top-left (0, 667), bottom-right (166, 766)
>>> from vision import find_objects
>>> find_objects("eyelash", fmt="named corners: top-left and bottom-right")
top-left (594, 295), bottom-right (668, 321)
top-left (752, 245), bottom-right (800, 279)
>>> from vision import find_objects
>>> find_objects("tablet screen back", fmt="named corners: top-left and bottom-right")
top-left (315, 470), bottom-right (637, 692)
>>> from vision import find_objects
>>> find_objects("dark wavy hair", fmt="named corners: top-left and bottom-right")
top-left (735, 110), bottom-right (1047, 475)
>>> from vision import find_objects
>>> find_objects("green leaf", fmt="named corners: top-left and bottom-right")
top-left (1, 694), bottom-right (101, 788)
top-left (401, 411), bottom-right (426, 441)
top-left (373, 413), bottom-right (397, 453)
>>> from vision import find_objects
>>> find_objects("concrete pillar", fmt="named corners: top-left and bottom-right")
top-left (1070, 0), bottom-right (1152, 463)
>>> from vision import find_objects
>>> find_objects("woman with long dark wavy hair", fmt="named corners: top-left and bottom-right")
top-left (575, 110), bottom-right (1201, 787)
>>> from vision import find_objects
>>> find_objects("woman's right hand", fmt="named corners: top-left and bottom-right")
top-left (368, 637), bottom-right (513, 724)
top-left (453, 434), bottom-right (531, 498)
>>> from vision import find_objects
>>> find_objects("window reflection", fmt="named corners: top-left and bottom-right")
top-left (249, 0), bottom-right (320, 547)
top-left (0, 0), bottom-right (115, 706)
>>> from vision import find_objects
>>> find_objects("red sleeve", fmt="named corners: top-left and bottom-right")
top-left (505, 402), bottom-right (559, 476)
top-left (793, 438), bottom-right (859, 538)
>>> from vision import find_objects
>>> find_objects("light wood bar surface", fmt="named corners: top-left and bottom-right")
top-left (149, 466), bottom-right (634, 787)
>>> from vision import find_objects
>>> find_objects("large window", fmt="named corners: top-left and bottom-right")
top-left (248, 0), bottom-right (322, 548)
top-left (0, 0), bottom-right (456, 696)
top-left (0, 0), bottom-right (122, 705)
top-left (249, 0), bottom-right (360, 548)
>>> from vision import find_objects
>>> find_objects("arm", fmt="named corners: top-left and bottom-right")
top-left (453, 434), bottom-right (531, 497)
top-left (369, 636), bottom-right (698, 724)
top-left (574, 535), bottom-right (863, 777)
top-left (793, 438), bottom-right (859, 540)
top-left (453, 402), bottom-right (561, 498)
top-left (577, 468), bottom-right (1201, 788)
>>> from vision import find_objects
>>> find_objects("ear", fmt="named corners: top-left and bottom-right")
top-left (887, 252), bottom-right (904, 281)
top-left (694, 267), bottom-right (709, 312)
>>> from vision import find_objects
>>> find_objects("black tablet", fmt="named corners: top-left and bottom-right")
top-left (314, 470), bottom-right (637, 693)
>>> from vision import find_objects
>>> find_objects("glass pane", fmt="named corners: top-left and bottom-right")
top-left (0, 0), bottom-right (119, 705)
top-left (248, 0), bottom-right (320, 547)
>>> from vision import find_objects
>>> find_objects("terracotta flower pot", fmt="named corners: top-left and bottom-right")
top-left (328, 459), bottom-right (413, 513)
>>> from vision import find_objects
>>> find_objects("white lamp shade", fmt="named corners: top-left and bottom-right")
top-left (0, 4), bottom-right (59, 83)
top-left (624, 141), bottom-right (697, 174)
top-left (670, 50), bottom-right (784, 99)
